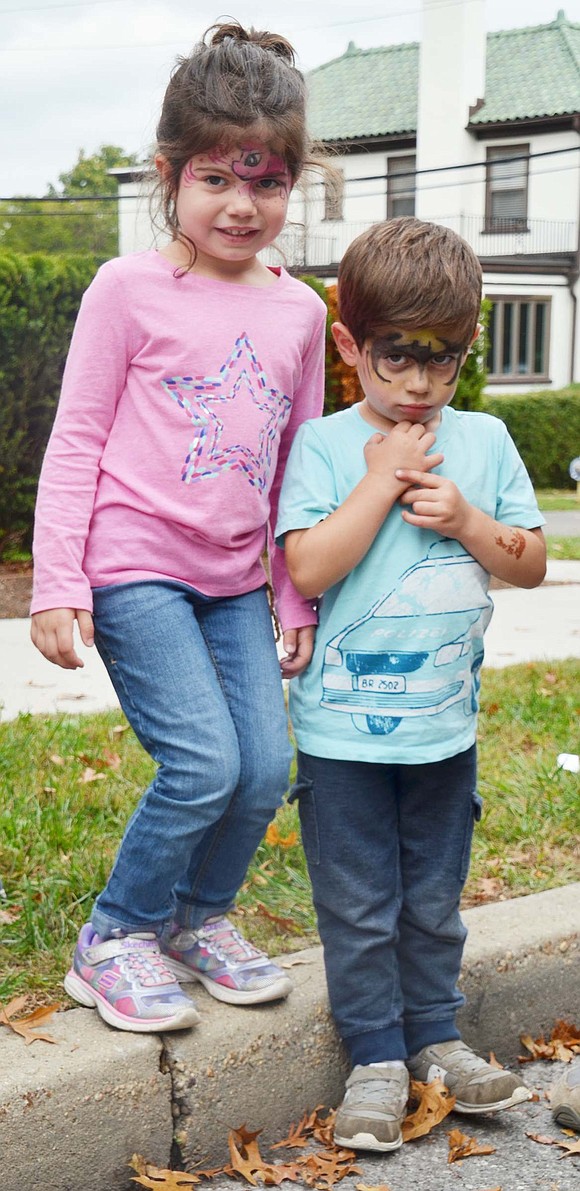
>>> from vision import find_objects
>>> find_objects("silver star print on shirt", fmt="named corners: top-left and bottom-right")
top-left (162, 333), bottom-right (292, 491)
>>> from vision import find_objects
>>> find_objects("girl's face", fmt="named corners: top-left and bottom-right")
top-left (159, 139), bottom-right (292, 277)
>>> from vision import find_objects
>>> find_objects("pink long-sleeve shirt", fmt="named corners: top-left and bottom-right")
top-left (31, 250), bottom-right (326, 629)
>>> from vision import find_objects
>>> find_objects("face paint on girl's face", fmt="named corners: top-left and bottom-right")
top-left (170, 138), bottom-right (292, 277)
top-left (370, 329), bottom-right (466, 387)
top-left (181, 142), bottom-right (291, 201)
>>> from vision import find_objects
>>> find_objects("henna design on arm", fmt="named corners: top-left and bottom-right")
top-left (494, 528), bottom-right (526, 559)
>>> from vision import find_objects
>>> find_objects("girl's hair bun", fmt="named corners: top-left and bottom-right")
top-left (207, 20), bottom-right (296, 66)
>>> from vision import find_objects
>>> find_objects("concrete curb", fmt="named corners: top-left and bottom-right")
top-left (1, 884), bottom-right (579, 1190)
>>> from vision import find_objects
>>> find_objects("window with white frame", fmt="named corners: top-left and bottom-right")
top-left (486, 297), bottom-right (550, 381)
top-left (387, 154), bottom-right (416, 219)
top-left (323, 169), bottom-right (344, 221)
top-left (485, 144), bottom-right (529, 232)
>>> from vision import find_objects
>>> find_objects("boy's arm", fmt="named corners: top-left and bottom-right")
top-left (285, 423), bottom-right (444, 598)
top-left (397, 469), bottom-right (546, 587)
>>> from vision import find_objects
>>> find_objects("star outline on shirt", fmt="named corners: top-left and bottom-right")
top-left (161, 333), bottom-right (292, 490)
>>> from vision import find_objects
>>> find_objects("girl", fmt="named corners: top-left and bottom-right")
top-left (30, 22), bottom-right (327, 1033)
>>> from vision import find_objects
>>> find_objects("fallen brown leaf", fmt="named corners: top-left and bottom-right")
top-left (271, 1111), bottom-right (313, 1149)
top-left (526, 1132), bottom-right (561, 1146)
top-left (520, 1019), bottom-right (580, 1063)
top-left (265, 824), bottom-right (298, 848)
top-left (297, 1148), bottom-right (361, 1188)
top-left (355, 1184), bottom-right (392, 1191)
top-left (0, 905), bottom-right (21, 925)
top-left (0, 997), bottom-right (60, 1045)
top-left (447, 1128), bottom-right (496, 1163)
top-left (80, 766), bottom-right (106, 784)
top-left (101, 748), bottom-right (122, 770)
top-left (254, 902), bottom-right (304, 935)
top-left (130, 1154), bottom-right (201, 1187)
top-left (402, 1078), bottom-right (455, 1141)
top-left (558, 1137), bottom-right (580, 1159)
top-left (488, 1052), bottom-right (504, 1070)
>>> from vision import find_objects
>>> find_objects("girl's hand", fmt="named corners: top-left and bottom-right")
top-left (30, 608), bottom-right (95, 670)
top-left (280, 624), bottom-right (316, 678)
top-left (397, 470), bottom-right (470, 537)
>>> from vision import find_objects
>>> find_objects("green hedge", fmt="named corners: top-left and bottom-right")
top-left (1, 256), bottom-right (578, 559)
top-left (481, 387), bottom-right (580, 489)
top-left (0, 252), bottom-right (99, 554)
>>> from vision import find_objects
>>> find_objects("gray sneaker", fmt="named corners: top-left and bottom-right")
top-left (551, 1060), bottom-right (580, 1130)
top-left (333, 1063), bottom-right (409, 1152)
top-left (407, 1040), bottom-right (531, 1114)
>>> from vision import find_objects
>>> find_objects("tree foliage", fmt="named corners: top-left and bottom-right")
top-left (0, 145), bottom-right (139, 260)
top-left (0, 251), bottom-right (99, 555)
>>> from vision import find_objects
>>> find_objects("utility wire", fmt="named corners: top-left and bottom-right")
top-left (3, 144), bottom-right (579, 205)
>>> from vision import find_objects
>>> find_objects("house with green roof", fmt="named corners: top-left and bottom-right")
top-left (267, 2), bottom-right (580, 391)
top-left (114, 2), bottom-right (580, 389)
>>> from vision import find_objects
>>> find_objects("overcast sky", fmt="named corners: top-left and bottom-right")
top-left (2, 0), bottom-right (580, 198)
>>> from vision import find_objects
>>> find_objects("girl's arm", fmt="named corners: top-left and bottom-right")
top-left (268, 297), bottom-right (327, 670)
top-left (30, 607), bottom-right (95, 670)
top-left (31, 263), bottom-right (132, 620)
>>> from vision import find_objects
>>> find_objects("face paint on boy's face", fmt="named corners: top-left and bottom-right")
top-left (370, 329), bottom-right (466, 386)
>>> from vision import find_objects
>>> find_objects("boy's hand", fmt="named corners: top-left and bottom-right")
top-left (364, 423), bottom-right (444, 493)
top-left (30, 608), bottom-right (95, 670)
top-left (280, 624), bottom-right (316, 678)
top-left (397, 470), bottom-right (470, 536)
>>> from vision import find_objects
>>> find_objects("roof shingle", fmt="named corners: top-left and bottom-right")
top-left (306, 11), bottom-right (580, 141)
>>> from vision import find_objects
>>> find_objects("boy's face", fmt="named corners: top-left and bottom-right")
top-left (332, 323), bottom-right (474, 432)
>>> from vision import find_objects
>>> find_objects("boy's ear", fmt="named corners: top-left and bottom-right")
top-left (331, 322), bottom-right (359, 367)
top-left (471, 323), bottom-right (482, 345)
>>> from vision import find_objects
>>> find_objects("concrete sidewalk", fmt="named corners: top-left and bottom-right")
top-left (1, 560), bottom-right (578, 1188)
top-left (0, 885), bottom-right (578, 1189)
top-left (1, 559), bottom-right (579, 721)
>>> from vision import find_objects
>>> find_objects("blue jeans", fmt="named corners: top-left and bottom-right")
top-left (291, 746), bottom-right (480, 1064)
top-left (90, 581), bottom-right (292, 940)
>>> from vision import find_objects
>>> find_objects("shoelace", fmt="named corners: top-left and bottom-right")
top-left (201, 918), bottom-right (261, 964)
top-left (119, 940), bottom-right (176, 987)
top-left (348, 1072), bottom-right (407, 1106)
top-left (438, 1047), bottom-right (490, 1077)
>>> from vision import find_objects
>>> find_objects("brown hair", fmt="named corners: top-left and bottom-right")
top-left (152, 21), bottom-right (318, 255)
top-left (337, 217), bottom-right (482, 348)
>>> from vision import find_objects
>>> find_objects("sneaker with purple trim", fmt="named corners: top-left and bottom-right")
top-left (161, 916), bottom-right (294, 1005)
top-left (64, 924), bottom-right (201, 1033)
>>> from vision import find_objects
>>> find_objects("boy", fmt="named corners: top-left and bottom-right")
top-left (276, 218), bottom-right (546, 1152)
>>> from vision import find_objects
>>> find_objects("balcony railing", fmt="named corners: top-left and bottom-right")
top-left (261, 216), bottom-right (577, 272)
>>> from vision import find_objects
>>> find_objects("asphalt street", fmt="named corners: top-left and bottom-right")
top-left (199, 1060), bottom-right (579, 1191)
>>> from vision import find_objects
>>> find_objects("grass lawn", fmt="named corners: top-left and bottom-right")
top-left (1, 658), bottom-right (578, 1006)
top-left (547, 537), bottom-right (580, 561)
top-left (535, 488), bottom-right (580, 512)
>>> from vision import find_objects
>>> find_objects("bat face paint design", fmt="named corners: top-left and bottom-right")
top-left (370, 330), bottom-right (466, 387)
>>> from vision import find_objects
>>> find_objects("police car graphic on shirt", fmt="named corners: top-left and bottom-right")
top-left (320, 541), bottom-right (493, 736)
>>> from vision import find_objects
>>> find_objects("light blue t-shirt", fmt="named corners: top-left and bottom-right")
top-left (276, 404), bottom-right (544, 764)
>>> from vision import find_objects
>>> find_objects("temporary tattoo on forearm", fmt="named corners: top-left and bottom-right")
top-left (495, 528), bottom-right (526, 559)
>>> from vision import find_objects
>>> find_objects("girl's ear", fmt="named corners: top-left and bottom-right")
top-left (155, 154), bottom-right (172, 181)
top-left (331, 322), bottom-right (359, 367)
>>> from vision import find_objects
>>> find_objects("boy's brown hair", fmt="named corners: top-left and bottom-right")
top-left (337, 217), bottom-right (482, 348)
